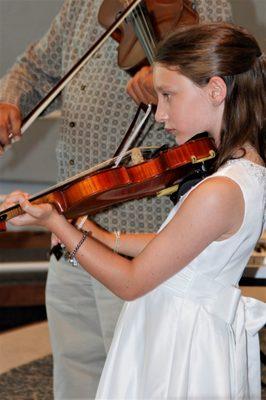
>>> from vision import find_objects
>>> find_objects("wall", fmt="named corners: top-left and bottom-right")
top-left (0, 0), bottom-right (64, 75)
top-left (231, 0), bottom-right (266, 51)
top-left (0, 0), bottom-right (63, 195)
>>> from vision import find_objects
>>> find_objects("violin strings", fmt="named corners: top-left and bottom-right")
top-left (20, 145), bottom-right (158, 204)
top-left (131, 3), bottom-right (157, 64)
top-left (114, 104), bottom-right (152, 167)
top-left (137, 4), bottom-right (157, 52)
top-left (134, 7), bottom-right (156, 61)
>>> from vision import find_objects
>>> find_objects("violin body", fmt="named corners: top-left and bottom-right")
top-left (98, 0), bottom-right (199, 70)
top-left (0, 138), bottom-right (216, 231)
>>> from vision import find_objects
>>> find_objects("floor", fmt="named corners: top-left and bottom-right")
top-left (0, 321), bottom-right (51, 374)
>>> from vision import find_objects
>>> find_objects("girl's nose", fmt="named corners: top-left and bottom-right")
top-left (155, 103), bottom-right (167, 124)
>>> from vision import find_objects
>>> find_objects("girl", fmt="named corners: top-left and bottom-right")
top-left (2, 23), bottom-right (266, 398)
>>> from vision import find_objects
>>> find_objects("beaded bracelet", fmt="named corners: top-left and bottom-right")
top-left (68, 230), bottom-right (90, 267)
top-left (113, 230), bottom-right (121, 253)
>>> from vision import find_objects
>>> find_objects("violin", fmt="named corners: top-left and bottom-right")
top-left (98, 0), bottom-right (199, 71)
top-left (0, 137), bottom-right (216, 232)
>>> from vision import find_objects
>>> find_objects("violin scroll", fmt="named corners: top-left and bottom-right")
top-left (0, 222), bottom-right (6, 232)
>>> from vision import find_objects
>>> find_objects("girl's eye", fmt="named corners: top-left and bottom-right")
top-left (163, 93), bottom-right (170, 100)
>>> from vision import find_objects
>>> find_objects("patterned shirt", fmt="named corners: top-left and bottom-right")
top-left (0, 0), bottom-right (232, 232)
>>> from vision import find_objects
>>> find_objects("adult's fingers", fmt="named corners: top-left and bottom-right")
top-left (0, 103), bottom-right (22, 152)
top-left (126, 66), bottom-right (157, 105)
top-left (9, 105), bottom-right (22, 138)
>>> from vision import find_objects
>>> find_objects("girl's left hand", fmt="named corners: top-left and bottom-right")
top-left (1, 191), bottom-right (57, 228)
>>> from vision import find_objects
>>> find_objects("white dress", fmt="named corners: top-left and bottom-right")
top-left (96, 159), bottom-right (266, 399)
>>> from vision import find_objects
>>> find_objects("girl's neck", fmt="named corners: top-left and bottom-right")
top-left (233, 142), bottom-right (264, 166)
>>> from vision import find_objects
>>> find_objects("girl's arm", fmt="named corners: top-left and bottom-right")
top-left (83, 218), bottom-right (155, 257)
top-left (8, 176), bottom-right (244, 301)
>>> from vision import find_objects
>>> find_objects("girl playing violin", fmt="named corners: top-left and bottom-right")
top-left (2, 23), bottom-right (266, 398)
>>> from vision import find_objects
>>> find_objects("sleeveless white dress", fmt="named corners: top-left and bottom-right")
top-left (96, 159), bottom-right (266, 399)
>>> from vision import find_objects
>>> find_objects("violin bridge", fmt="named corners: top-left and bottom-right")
top-left (130, 148), bottom-right (145, 165)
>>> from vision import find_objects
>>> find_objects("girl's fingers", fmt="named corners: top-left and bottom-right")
top-left (19, 198), bottom-right (54, 221)
top-left (9, 201), bottom-right (53, 227)
top-left (10, 190), bottom-right (29, 196)
top-left (9, 214), bottom-right (31, 226)
top-left (1, 191), bottom-right (53, 227)
top-left (19, 198), bottom-right (45, 218)
top-left (0, 193), bottom-right (27, 211)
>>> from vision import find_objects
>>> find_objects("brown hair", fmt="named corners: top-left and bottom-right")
top-left (155, 23), bottom-right (266, 169)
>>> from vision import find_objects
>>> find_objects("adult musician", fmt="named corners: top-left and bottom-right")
top-left (0, 1), bottom-right (232, 399)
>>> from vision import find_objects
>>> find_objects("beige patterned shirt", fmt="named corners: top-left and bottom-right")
top-left (0, 0), bottom-right (232, 232)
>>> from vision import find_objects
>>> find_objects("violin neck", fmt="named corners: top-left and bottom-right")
top-left (0, 187), bottom-right (68, 228)
top-left (131, 2), bottom-right (157, 64)
top-left (0, 202), bottom-right (25, 226)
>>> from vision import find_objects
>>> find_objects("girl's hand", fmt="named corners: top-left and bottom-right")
top-left (1, 191), bottom-right (58, 228)
top-left (0, 191), bottom-right (23, 210)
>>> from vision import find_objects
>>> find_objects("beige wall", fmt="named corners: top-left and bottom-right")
top-left (231, 0), bottom-right (266, 51)
top-left (0, 0), bottom-right (64, 76)
top-left (0, 0), bottom-right (63, 190)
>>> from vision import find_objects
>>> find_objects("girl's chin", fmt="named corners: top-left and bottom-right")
top-left (175, 132), bottom-right (201, 145)
top-left (174, 136), bottom-right (186, 146)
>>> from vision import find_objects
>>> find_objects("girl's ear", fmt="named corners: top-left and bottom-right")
top-left (207, 76), bottom-right (227, 106)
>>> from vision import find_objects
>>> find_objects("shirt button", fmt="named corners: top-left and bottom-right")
top-left (69, 121), bottom-right (76, 128)
top-left (69, 159), bottom-right (75, 166)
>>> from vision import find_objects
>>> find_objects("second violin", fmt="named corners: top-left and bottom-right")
top-left (98, 0), bottom-right (199, 71)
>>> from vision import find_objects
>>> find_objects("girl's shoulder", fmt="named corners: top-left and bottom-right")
top-left (160, 159), bottom-right (265, 234)
top-left (214, 158), bottom-right (266, 187)
top-left (180, 158), bottom-right (265, 222)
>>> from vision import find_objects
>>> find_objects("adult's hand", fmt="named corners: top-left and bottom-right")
top-left (0, 103), bottom-right (22, 154)
top-left (126, 66), bottom-right (157, 105)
